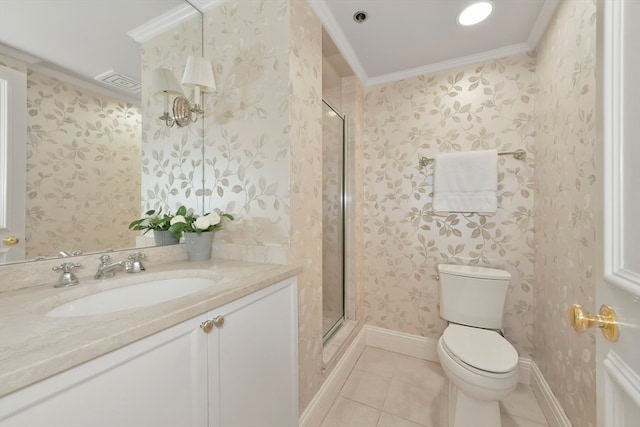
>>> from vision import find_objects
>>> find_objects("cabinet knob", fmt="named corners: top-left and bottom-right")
top-left (200, 320), bottom-right (214, 333)
top-left (200, 316), bottom-right (225, 333)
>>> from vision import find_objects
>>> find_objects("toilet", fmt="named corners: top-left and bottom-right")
top-left (436, 264), bottom-right (519, 427)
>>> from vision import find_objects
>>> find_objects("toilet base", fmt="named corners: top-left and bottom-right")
top-left (448, 382), bottom-right (502, 427)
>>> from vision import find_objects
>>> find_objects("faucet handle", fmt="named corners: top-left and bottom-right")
top-left (52, 262), bottom-right (82, 272)
top-left (128, 252), bottom-right (145, 261)
top-left (52, 262), bottom-right (82, 288)
top-left (99, 254), bottom-right (111, 264)
top-left (126, 252), bottom-right (146, 273)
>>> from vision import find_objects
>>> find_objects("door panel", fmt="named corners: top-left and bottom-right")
top-left (596, 1), bottom-right (640, 426)
top-left (0, 65), bottom-right (26, 263)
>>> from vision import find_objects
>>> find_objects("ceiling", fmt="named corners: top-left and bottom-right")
top-left (0, 0), bottom-right (560, 101)
top-left (0, 0), bottom-right (193, 104)
top-left (312, 0), bottom-right (560, 86)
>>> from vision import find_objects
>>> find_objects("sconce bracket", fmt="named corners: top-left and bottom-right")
top-left (173, 96), bottom-right (193, 127)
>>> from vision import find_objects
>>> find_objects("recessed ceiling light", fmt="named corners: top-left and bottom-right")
top-left (353, 11), bottom-right (368, 24)
top-left (457, 1), bottom-right (494, 26)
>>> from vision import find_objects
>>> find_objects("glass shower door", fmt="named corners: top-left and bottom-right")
top-left (322, 100), bottom-right (345, 341)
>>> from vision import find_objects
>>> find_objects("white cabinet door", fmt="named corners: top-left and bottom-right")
top-left (208, 277), bottom-right (298, 427)
top-left (0, 313), bottom-right (209, 427)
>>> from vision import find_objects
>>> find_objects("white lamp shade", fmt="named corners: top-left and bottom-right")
top-left (181, 56), bottom-right (216, 92)
top-left (151, 68), bottom-right (183, 98)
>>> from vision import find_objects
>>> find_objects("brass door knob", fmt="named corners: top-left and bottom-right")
top-left (212, 315), bottom-right (225, 327)
top-left (570, 304), bottom-right (619, 342)
top-left (2, 236), bottom-right (19, 246)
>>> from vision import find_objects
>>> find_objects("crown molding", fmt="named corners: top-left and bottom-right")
top-left (366, 42), bottom-right (531, 87)
top-left (0, 44), bottom-right (41, 65)
top-left (128, 3), bottom-right (199, 44)
top-left (528, 0), bottom-right (561, 50)
top-left (186, 0), bottom-right (227, 13)
top-left (308, 0), bottom-right (369, 84)
top-left (129, 0), bottom-right (227, 44)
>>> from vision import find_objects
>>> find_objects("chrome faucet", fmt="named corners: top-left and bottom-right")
top-left (93, 255), bottom-right (124, 280)
top-left (53, 262), bottom-right (82, 287)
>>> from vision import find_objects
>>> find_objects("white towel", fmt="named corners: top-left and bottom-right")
top-left (432, 149), bottom-right (498, 215)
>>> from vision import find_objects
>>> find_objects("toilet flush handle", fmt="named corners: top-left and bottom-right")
top-left (570, 304), bottom-right (619, 342)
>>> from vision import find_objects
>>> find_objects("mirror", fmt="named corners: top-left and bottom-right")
top-left (0, 0), bottom-right (204, 264)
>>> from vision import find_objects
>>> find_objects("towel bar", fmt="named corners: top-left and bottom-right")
top-left (419, 149), bottom-right (526, 167)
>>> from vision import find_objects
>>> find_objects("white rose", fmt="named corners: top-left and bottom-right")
top-left (194, 216), bottom-right (211, 230)
top-left (207, 212), bottom-right (221, 226)
top-left (170, 215), bottom-right (186, 225)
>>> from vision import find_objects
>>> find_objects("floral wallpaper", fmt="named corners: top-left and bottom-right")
top-left (140, 17), bottom-right (204, 216)
top-left (201, 0), bottom-right (292, 247)
top-left (533, 1), bottom-right (597, 426)
top-left (362, 55), bottom-right (537, 356)
top-left (24, 70), bottom-right (141, 259)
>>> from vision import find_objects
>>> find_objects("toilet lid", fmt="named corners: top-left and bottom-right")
top-left (442, 324), bottom-right (518, 373)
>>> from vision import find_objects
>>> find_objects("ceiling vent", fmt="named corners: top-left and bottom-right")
top-left (94, 70), bottom-right (141, 93)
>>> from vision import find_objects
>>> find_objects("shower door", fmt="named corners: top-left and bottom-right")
top-left (322, 100), bottom-right (345, 341)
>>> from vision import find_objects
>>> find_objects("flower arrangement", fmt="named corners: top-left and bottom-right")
top-left (168, 205), bottom-right (234, 239)
top-left (128, 208), bottom-right (174, 234)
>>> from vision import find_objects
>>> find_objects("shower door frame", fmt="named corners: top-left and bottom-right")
top-left (321, 98), bottom-right (346, 343)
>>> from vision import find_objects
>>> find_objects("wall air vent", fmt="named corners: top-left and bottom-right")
top-left (94, 70), bottom-right (141, 93)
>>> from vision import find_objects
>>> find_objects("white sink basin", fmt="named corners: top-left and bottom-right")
top-left (46, 277), bottom-right (216, 318)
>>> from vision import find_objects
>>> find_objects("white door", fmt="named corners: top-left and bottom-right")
top-left (595, 1), bottom-right (640, 426)
top-left (0, 65), bottom-right (26, 263)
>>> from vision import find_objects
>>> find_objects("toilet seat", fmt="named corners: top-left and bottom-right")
top-left (441, 324), bottom-right (518, 374)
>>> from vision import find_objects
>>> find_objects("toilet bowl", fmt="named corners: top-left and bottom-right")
top-left (437, 323), bottom-right (518, 427)
top-left (436, 264), bottom-right (518, 427)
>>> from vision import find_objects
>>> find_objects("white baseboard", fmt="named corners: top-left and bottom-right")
top-left (298, 327), bottom-right (367, 427)
top-left (530, 361), bottom-right (572, 427)
top-left (363, 325), bottom-right (439, 361)
top-left (299, 326), bottom-right (568, 427)
top-left (518, 357), bottom-right (533, 385)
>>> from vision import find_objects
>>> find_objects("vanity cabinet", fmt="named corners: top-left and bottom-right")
top-left (0, 277), bottom-right (298, 427)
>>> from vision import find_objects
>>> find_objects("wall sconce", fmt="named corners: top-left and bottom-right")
top-left (151, 56), bottom-right (216, 128)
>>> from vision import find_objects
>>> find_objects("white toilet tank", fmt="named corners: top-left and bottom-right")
top-left (438, 264), bottom-right (511, 329)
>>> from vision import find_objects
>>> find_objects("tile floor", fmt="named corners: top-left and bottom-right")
top-left (320, 347), bottom-right (549, 427)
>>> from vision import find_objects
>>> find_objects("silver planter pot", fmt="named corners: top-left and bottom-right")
top-left (184, 232), bottom-right (213, 262)
top-left (153, 230), bottom-right (179, 246)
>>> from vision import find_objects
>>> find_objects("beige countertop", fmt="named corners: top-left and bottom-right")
top-left (0, 258), bottom-right (301, 397)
